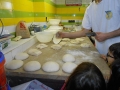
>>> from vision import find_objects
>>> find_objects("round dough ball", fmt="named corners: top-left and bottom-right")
top-left (15, 53), bottom-right (29, 60)
top-left (51, 45), bottom-right (62, 50)
top-left (24, 61), bottom-right (41, 71)
top-left (36, 44), bottom-right (48, 49)
top-left (28, 49), bottom-right (42, 56)
top-left (62, 54), bottom-right (75, 62)
top-left (42, 61), bottom-right (59, 72)
top-left (62, 62), bottom-right (77, 73)
top-left (5, 60), bottom-right (23, 70)
top-left (59, 42), bottom-right (67, 46)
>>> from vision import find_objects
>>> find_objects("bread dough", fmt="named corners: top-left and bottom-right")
top-left (51, 45), bottom-right (62, 50)
top-left (62, 38), bottom-right (70, 41)
top-left (70, 40), bottom-right (79, 44)
top-left (42, 61), bottom-right (59, 72)
top-left (53, 35), bottom-right (62, 44)
top-left (5, 60), bottom-right (23, 70)
top-left (15, 53), bottom-right (29, 60)
top-left (28, 49), bottom-right (42, 56)
top-left (80, 43), bottom-right (91, 48)
top-left (62, 54), bottom-right (75, 62)
top-left (36, 44), bottom-right (48, 49)
top-left (62, 62), bottom-right (77, 73)
top-left (23, 61), bottom-right (41, 71)
top-left (75, 38), bottom-right (84, 42)
top-left (59, 41), bottom-right (67, 46)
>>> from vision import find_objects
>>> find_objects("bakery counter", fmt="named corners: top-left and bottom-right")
top-left (5, 37), bottom-right (110, 81)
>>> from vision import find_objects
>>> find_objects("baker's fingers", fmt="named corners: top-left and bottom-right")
top-left (56, 32), bottom-right (60, 38)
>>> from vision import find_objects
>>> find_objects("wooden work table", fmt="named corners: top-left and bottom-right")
top-left (5, 37), bottom-right (110, 81)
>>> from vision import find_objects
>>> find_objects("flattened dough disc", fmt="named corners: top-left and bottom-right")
top-left (53, 35), bottom-right (62, 44)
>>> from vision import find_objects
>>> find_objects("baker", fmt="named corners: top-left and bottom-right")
top-left (56, 0), bottom-right (120, 55)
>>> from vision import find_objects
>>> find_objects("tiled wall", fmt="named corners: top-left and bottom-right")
top-left (0, 0), bottom-right (56, 35)
top-left (0, 0), bottom-right (91, 33)
top-left (55, 0), bottom-right (91, 25)
top-left (33, 0), bottom-right (56, 22)
top-left (56, 5), bottom-right (87, 25)
top-left (0, 0), bottom-right (34, 27)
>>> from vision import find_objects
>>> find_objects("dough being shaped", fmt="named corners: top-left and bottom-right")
top-left (62, 62), bottom-right (77, 73)
top-left (23, 61), bottom-right (41, 71)
top-left (80, 43), bottom-right (91, 48)
top-left (28, 49), bottom-right (42, 56)
top-left (36, 44), bottom-right (48, 49)
top-left (51, 45), bottom-right (62, 50)
top-left (59, 41), bottom-right (67, 46)
top-left (70, 40), bottom-right (79, 44)
top-left (5, 60), bottom-right (23, 70)
top-left (62, 38), bottom-right (70, 41)
top-left (42, 61), bottom-right (59, 72)
top-left (62, 54), bottom-right (75, 62)
top-left (75, 38), bottom-right (84, 42)
top-left (15, 53), bottom-right (29, 60)
top-left (53, 35), bottom-right (62, 44)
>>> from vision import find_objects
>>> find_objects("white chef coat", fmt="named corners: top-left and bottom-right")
top-left (82, 0), bottom-right (120, 55)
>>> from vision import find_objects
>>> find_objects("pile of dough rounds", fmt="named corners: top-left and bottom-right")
top-left (42, 61), bottom-right (59, 72)
top-left (5, 60), bottom-right (24, 70)
top-left (36, 44), bottom-right (48, 49)
top-left (62, 62), bottom-right (77, 73)
top-left (15, 52), bottom-right (29, 60)
top-left (23, 61), bottom-right (41, 71)
top-left (51, 45), bottom-right (62, 50)
top-left (28, 49), bottom-right (42, 56)
top-left (62, 54), bottom-right (75, 62)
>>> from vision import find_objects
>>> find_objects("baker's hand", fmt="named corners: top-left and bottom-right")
top-left (95, 32), bottom-right (108, 42)
top-left (56, 32), bottom-right (64, 38)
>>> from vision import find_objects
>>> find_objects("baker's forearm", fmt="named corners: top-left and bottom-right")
top-left (106, 28), bottom-right (120, 39)
top-left (62, 28), bottom-right (90, 38)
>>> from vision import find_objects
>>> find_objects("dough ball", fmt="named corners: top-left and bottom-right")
top-left (80, 43), bottom-right (91, 48)
top-left (59, 42), bottom-right (67, 46)
top-left (28, 49), bottom-right (42, 56)
top-left (5, 60), bottom-right (23, 70)
top-left (62, 62), bottom-right (77, 73)
top-left (70, 40), bottom-right (79, 44)
top-left (15, 52), bottom-right (29, 60)
top-left (42, 61), bottom-right (59, 72)
top-left (62, 54), bottom-right (75, 62)
top-left (75, 38), bottom-right (84, 42)
top-left (36, 44), bottom-right (48, 49)
top-left (62, 38), bottom-right (70, 41)
top-left (23, 61), bottom-right (41, 71)
top-left (51, 45), bottom-right (62, 50)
